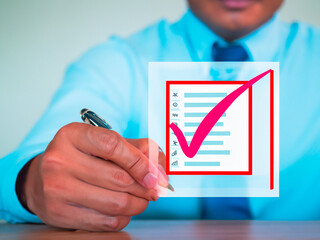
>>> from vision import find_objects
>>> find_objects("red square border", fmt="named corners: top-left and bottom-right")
top-left (166, 81), bottom-right (253, 176)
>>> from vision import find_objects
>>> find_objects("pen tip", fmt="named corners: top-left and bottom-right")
top-left (167, 184), bottom-right (175, 192)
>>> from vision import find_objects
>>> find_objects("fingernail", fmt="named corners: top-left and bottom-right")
top-left (150, 190), bottom-right (160, 201)
top-left (151, 195), bottom-right (160, 201)
top-left (143, 172), bottom-right (157, 189)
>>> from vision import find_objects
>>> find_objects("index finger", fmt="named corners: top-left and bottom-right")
top-left (126, 138), bottom-right (166, 168)
top-left (126, 138), bottom-right (168, 187)
top-left (64, 123), bottom-right (164, 189)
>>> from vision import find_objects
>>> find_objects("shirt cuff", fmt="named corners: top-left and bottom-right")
top-left (0, 144), bottom-right (47, 223)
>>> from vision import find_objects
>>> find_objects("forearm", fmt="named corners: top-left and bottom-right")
top-left (0, 145), bottom-right (44, 223)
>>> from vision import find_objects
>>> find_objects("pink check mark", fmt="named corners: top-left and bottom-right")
top-left (170, 69), bottom-right (273, 158)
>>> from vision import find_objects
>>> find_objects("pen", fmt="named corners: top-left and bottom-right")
top-left (80, 108), bottom-right (174, 192)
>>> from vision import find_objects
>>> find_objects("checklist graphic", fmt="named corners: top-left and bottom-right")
top-left (166, 70), bottom-right (273, 177)
top-left (149, 62), bottom-right (278, 196)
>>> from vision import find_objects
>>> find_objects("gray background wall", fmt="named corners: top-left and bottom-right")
top-left (1, 0), bottom-right (320, 157)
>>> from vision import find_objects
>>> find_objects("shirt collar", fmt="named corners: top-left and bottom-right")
top-left (180, 9), bottom-right (284, 61)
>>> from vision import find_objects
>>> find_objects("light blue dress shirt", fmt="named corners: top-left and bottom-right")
top-left (1, 10), bottom-right (320, 223)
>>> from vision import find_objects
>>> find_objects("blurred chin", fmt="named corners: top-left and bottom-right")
top-left (209, 9), bottom-right (259, 31)
top-left (188, 0), bottom-right (282, 40)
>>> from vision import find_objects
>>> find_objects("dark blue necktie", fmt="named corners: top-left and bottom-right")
top-left (201, 42), bottom-right (251, 220)
top-left (212, 42), bottom-right (249, 61)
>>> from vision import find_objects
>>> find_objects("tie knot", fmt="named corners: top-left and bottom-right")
top-left (212, 42), bottom-right (249, 61)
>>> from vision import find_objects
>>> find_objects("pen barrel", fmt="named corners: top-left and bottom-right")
top-left (81, 109), bottom-right (112, 129)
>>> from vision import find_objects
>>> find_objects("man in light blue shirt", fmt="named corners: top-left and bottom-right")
top-left (1, 0), bottom-right (320, 231)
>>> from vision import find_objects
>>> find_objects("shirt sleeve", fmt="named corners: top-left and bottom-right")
top-left (0, 36), bottom-right (141, 223)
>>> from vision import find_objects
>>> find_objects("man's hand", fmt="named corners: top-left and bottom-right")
top-left (19, 122), bottom-right (168, 231)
